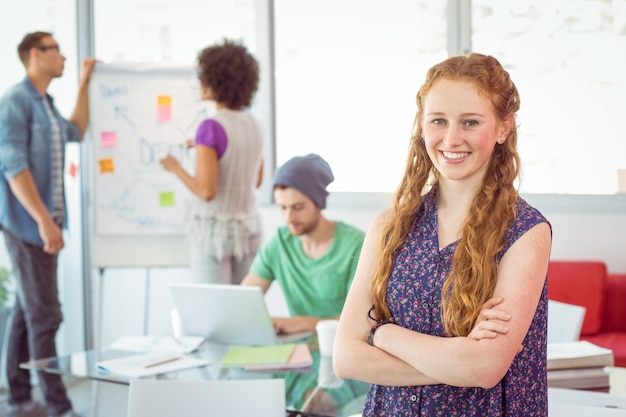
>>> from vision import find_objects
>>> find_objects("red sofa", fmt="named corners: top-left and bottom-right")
top-left (547, 261), bottom-right (626, 367)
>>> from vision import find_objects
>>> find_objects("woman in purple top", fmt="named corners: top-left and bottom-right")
top-left (334, 53), bottom-right (551, 416)
top-left (160, 39), bottom-right (264, 284)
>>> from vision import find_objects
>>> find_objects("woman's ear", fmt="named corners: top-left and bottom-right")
top-left (499, 115), bottom-right (514, 139)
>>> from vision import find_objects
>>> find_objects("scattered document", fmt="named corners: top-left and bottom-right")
top-left (245, 344), bottom-right (313, 371)
top-left (221, 344), bottom-right (296, 367)
top-left (96, 351), bottom-right (210, 378)
top-left (106, 335), bottom-right (205, 354)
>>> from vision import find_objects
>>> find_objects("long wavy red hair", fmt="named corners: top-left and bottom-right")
top-left (371, 53), bottom-right (521, 336)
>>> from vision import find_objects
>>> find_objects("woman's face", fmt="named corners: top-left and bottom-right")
top-left (422, 78), bottom-right (507, 185)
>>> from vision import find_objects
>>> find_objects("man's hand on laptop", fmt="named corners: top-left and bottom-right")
top-left (272, 316), bottom-right (319, 334)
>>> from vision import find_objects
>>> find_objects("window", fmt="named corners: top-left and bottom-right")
top-left (274, 0), bottom-right (448, 192)
top-left (94, 0), bottom-right (258, 64)
top-left (0, 1), bottom-right (78, 113)
top-left (472, 0), bottom-right (626, 194)
top-left (275, 1), bottom-right (626, 195)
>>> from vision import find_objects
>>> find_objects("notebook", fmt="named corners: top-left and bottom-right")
top-left (168, 282), bottom-right (312, 346)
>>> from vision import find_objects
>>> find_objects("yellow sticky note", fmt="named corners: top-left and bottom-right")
top-left (159, 191), bottom-right (175, 207)
top-left (157, 95), bottom-right (172, 106)
top-left (98, 158), bottom-right (115, 174)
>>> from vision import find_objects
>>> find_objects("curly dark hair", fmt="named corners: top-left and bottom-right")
top-left (197, 39), bottom-right (259, 109)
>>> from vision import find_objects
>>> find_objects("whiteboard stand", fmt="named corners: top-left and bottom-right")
top-left (94, 267), bottom-right (105, 349)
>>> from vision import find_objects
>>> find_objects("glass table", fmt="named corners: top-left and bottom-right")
top-left (21, 337), bottom-right (369, 417)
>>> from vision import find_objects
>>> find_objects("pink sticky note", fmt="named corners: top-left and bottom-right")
top-left (101, 131), bottom-right (117, 148)
top-left (68, 162), bottom-right (77, 178)
top-left (157, 105), bottom-right (171, 122)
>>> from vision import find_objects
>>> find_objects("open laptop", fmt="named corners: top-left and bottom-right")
top-left (168, 282), bottom-right (312, 346)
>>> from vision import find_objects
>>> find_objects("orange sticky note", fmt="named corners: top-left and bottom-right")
top-left (98, 158), bottom-right (115, 174)
top-left (159, 191), bottom-right (175, 207)
top-left (101, 131), bottom-right (117, 148)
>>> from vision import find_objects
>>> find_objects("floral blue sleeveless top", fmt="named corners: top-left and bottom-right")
top-left (364, 189), bottom-right (550, 416)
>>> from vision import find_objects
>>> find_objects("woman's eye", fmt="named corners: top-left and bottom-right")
top-left (432, 119), bottom-right (445, 125)
top-left (464, 120), bottom-right (479, 127)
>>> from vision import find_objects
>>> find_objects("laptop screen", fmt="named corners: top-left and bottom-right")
top-left (168, 282), bottom-right (279, 345)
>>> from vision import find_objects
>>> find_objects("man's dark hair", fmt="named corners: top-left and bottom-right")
top-left (17, 31), bottom-right (53, 67)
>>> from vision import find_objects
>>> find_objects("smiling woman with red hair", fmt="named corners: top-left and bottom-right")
top-left (334, 53), bottom-right (552, 416)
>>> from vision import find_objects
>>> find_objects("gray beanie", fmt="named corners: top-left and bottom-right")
top-left (273, 154), bottom-right (334, 209)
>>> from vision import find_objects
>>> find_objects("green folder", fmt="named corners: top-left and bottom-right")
top-left (221, 344), bottom-right (296, 367)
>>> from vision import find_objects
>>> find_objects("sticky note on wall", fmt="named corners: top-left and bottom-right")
top-left (157, 95), bottom-right (172, 122)
top-left (68, 162), bottom-right (77, 178)
top-left (159, 191), bottom-right (175, 207)
top-left (101, 131), bottom-right (117, 148)
top-left (99, 158), bottom-right (115, 174)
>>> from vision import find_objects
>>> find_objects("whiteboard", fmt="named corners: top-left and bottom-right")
top-left (88, 62), bottom-right (214, 267)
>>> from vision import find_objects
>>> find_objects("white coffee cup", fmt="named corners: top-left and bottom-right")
top-left (316, 319), bottom-right (339, 357)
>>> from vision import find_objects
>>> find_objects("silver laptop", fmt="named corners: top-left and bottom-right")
top-left (168, 282), bottom-right (311, 346)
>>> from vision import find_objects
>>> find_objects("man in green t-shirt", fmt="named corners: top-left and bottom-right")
top-left (241, 153), bottom-right (365, 335)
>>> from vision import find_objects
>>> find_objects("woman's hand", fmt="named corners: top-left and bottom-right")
top-left (160, 154), bottom-right (181, 173)
top-left (468, 297), bottom-right (512, 340)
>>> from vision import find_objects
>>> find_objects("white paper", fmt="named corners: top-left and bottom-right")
top-left (549, 387), bottom-right (626, 412)
top-left (547, 341), bottom-right (613, 360)
top-left (96, 351), bottom-right (210, 378)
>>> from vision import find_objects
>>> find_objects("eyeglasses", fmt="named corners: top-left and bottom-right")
top-left (37, 44), bottom-right (60, 53)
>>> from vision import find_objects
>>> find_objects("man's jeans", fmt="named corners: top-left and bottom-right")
top-left (2, 229), bottom-right (72, 416)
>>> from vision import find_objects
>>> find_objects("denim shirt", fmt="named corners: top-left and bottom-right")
top-left (0, 77), bottom-right (81, 246)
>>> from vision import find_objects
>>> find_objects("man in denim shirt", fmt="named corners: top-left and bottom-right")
top-left (0, 32), bottom-right (95, 417)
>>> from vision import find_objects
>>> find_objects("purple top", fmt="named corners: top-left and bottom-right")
top-left (195, 119), bottom-right (228, 159)
top-left (364, 188), bottom-right (549, 416)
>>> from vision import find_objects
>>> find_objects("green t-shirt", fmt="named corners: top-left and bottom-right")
top-left (250, 221), bottom-right (365, 317)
